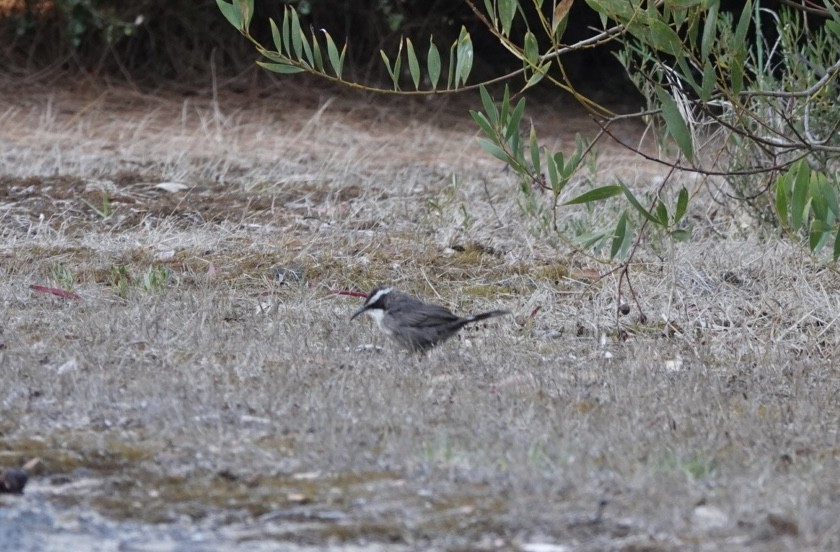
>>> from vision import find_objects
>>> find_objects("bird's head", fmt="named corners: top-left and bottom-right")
top-left (350, 286), bottom-right (393, 321)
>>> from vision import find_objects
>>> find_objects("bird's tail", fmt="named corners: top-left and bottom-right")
top-left (466, 310), bottom-right (510, 323)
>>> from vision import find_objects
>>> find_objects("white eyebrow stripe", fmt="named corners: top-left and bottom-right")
top-left (366, 287), bottom-right (392, 306)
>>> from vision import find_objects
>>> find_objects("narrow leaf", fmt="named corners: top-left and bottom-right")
top-left (406, 38), bottom-right (421, 90)
top-left (257, 61), bottom-right (305, 74)
top-left (311, 29), bottom-right (324, 71)
top-left (675, 186), bottom-right (689, 223)
top-left (505, 97), bottom-right (526, 142)
top-left (833, 226), bottom-right (840, 261)
top-left (479, 85), bottom-right (498, 125)
top-left (524, 31), bottom-right (539, 67)
top-left (282, 7), bottom-right (291, 56)
top-left (655, 201), bottom-right (669, 226)
top-left (700, 60), bottom-right (715, 103)
top-left (655, 85), bottom-right (694, 162)
top-left (564, 185), bottom-right (623, 205)
top-left (477, 137), bottom-right (510, 162)
top-left (546, 151), bottom-right (558, 191)
top-left (735, 0), bottom-right (753, 45)
top-left (670, 229), bottom-right (691, 242)
top-left (270, 18), bottom-right (283, 54)
top-left (523, 63), bottom-right (549, 90)
top-left (455, 27), bottom-right (473, 87)
top-left (622, 183), bottom-right (662, 226)
top-left (216, 0), bottom-right (241, 29)
top-left (791, 160), bottom-right (810, 231)
top-left (499, 0), bottom-right (516, 35)
top-left (380, 50), bottom-right (398, 89)
top-left (611, 211), bottom-right (629, 259)
top-left (700, 0), bottom-right (718, 60)
top-left (428, 39), bottom-right (441, 90)
top-left (323, 30), bottom-right (342, 78)
top-left (775, 173), bottom-right (790, 227)
top-left (236, 0), bottom-right (253, 32)
top-left (470, 110), bottom-right (496, 139)
top-left (290, 8), bottom-right (303, 60)
top-left (529, 126), bottom-right (540, 175)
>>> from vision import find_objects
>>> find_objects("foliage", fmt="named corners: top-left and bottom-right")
top-left (219, 0), bottom-right (840, 309)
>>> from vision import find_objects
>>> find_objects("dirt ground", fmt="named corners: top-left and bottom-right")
top-left (1, 75), bottom-right (839, 551)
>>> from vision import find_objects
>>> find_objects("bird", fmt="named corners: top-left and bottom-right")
top-left (350, 285), bottom-right (509, 352)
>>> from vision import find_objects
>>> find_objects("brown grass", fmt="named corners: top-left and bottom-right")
top-left (0, 78), bottom-right (838, 550)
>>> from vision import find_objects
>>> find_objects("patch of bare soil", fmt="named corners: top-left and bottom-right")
top-left (0, 78), bottom-right (838, 551)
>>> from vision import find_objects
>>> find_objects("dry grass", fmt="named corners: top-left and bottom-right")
top-left (1, 78), bottom-right (839, 550)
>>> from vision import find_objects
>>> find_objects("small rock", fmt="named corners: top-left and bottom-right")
top-left (0, 468), bottom-right (29, 494)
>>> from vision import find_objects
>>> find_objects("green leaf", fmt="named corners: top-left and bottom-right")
top-left (477, 137), bottom-right (510, 162)
top-left (655, 201), bottom-right (669, 226)
top-left (700, 0), bottom-right (718, 61)
top-left (700, 60), bottom-right (715, 103)
top-left (483, 0), bottom-right (496, 28)
top-left (455, 27), bottom-right (473, 87)
top-left (216, 0), bottom-right (241, 29)
top-left (282, 7), bottom-right (292, 56)
top-left (791, 160), bottom-right (810, 231)
top-left (298, 28), bottom-right (314, 67)
top-left (811, 171), bottom-right (828, 221)
top-left (470, 110), bottom-right (496, 140)
top-left (647, 19), bottom-right (682, 56)
top-left (529, 126), bottom-right (540, 175)
top-left (731, 49), bottom-right (745, 95)
top-left (479, 86), bottom-right (498, 125)
top-left (392, 40), bottom-right (403, 89)
top-left (505, 97), bottom-right (526, 141)
top-left (290, 8), bottom-right (303, 61)
top-left (257, 61), bottom-right (305, 74)
top-left (428, 39), bottom-right (441, 90)
top-left (500, 85), bottom-right (510, 124)
top-left (834, 226), bottom-right (840, 261)
top-left (674, 186), bottom-right (689, 223)
top-left (311, 30), bottom-right (324, 71)
top-left (563, 185), bottom-right (623, 205)
top-left (524, 63), bottom-right (550, 90)
top-left (524, 31), bottom-right (539, 67)
top-left (380, 50), bottom-right (398, 89)
top-left (406, 38), bottom-right (421, 90)
top-left (611, 211), bottom-right (631, 259)
top-left (323, 31), bottom-right (343, 78)
top-left (670, 229), bottom-right (691, 242)
top-left (775, 173), bottom-right (790, 227)
top-left (499, 0), bottom-right (516, 35)
top-left (655, 85), bottom-right (694, 162)
top-left (622, 183), bottom-right (662, 226)
top-left (546, 151), bottom-right (558, 191)
top-left (810, 220), bottom-right (829, 252)
top-left (269, 18), bottom-right (283, 54)
top-left (236, 0), bottom-right (253, 32)
top-left (734, 0), bottom-right (753, 45)
top-left (447, 40), bottom-right (457, 89)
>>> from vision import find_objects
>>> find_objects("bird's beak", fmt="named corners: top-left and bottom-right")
top-left (350, 306), bottom-right (368, 320)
